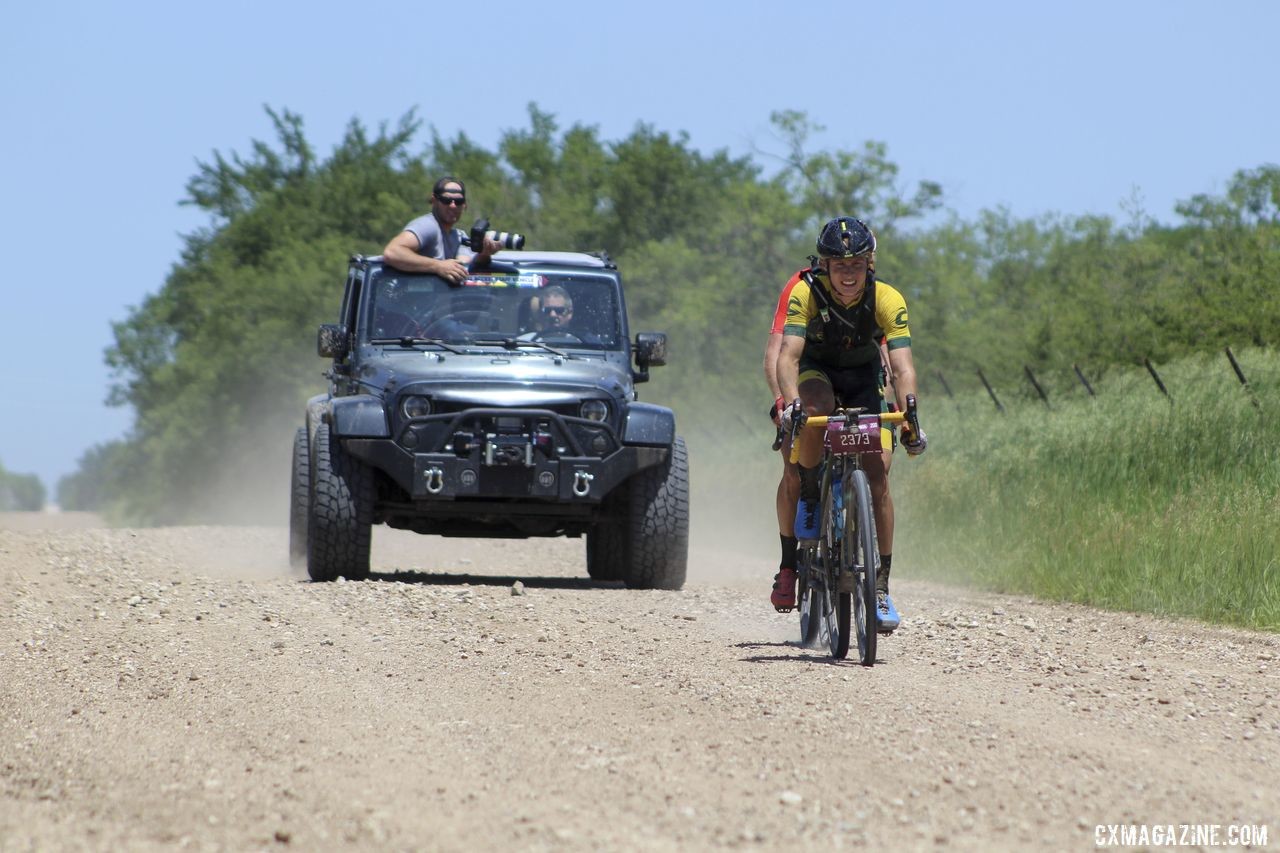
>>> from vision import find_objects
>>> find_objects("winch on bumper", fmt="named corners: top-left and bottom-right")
top-left (343, 406), bottom-right (668, 503)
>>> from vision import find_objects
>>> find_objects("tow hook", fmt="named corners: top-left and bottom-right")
top-left (572, 471), bottom-right (594, 497)
top-left (424, 466), bottom-right (445, 495)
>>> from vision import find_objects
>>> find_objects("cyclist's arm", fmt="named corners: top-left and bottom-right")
top-left (777, 334), bottom-right (806, 404)
top-left (886, 345), bottom-right (918, 414)
top-left (764, 332), bottom-right (784, 400)
top-left (764, 271), bottom-right (804, 403)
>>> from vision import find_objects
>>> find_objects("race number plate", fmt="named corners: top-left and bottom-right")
top-left (826, 415), bottom-right (882, 455)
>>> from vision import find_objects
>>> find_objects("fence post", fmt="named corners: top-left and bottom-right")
top-left (1024, 365), bottom-right (1051, 409)
top-left (977, 369), bottom-right (1005, 413)
top-left (1072, 363), bottom-right (1096, 397)
top-left (935, 370), bottom-right (955, 399)
top-left (1143, 357), bottom-right (1170, 399)
top-left (1224, 346), bottom-right (1261, 411)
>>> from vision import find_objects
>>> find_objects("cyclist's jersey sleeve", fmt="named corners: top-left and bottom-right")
top-left (875, 281), bottom-right (912, 350)
top-left (769, 270), bottom-right (806, 335)
top-left (783, 276), bottom-right (912, 350)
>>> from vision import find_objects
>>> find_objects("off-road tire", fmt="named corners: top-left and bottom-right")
top-left (617, 436), bottom-right (689, 590)
top-left (288, 427), bottom-right (310, 569)
top-left (307, 423), bottom-right (373, 582)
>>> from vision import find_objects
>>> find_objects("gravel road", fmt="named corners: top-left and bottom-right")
top-left (2, 517), bottom-right (1276, 851)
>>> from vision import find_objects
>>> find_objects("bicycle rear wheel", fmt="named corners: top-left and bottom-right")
top-left (821, 463), bottom-right (851, 660)
top-left (844, 468), bottom-right (878, 665)
top-left (797, 545), bottom-right (823, 647)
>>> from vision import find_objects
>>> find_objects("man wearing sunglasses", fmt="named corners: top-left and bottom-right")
top-left (538, 286), bottom-right (574, 330)
top-left (382, 176), bottom-right (501, 283)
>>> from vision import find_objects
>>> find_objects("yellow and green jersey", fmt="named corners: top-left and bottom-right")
top-left (782, 272), bottom-right (911, 368)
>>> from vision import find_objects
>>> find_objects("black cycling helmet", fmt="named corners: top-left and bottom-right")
top-left (816, 217), bottom-right (876, 259)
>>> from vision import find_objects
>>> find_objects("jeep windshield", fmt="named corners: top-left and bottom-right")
top-left (364, 269), bottom-right (623, 350)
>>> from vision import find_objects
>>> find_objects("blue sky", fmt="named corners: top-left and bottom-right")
top-left (2, 0), bottom-right (1278, 496)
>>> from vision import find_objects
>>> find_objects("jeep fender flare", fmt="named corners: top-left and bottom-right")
top-left (622, 402), bottom-right (675, 447)
top-left (312, 394), bottom-right (390, 439)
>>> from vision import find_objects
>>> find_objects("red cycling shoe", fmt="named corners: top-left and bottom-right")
top-left (771, 568), bottom-right (797, 612)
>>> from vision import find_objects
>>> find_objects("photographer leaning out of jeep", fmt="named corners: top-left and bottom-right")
top-left (381, 177), bottom-right (503, 283)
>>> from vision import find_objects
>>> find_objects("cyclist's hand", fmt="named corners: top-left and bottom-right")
top-left (771, 395), bottom-right (786, 424)
top-left (903, 428), bottom-right (928, 457)
top-left (780, 399), bottom-right (804, 434)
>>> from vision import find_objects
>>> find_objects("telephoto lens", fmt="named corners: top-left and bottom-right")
top-left (486, 230), bottom-right (525, 250)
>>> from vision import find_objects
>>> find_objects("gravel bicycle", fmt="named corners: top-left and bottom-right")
top-left (787, 395), bottom-right (920, 664)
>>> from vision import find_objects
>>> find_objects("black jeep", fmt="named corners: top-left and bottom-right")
top-left (289, 251), bottom-right (688, 589)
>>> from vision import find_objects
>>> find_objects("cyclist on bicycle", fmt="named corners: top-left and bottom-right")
top-left (772, 217), bottom-right (927, 631)
top-left (765, 296), bottom-right (894, 609)
top-left (764, 271), bottom-right (893, 597)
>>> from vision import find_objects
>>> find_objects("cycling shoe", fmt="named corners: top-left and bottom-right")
top-left (876, 591), bottom-right (901, 633)
top-left (793, 499), bottom-right (819, 541)
top-left (771, 568), bottom-right (797, 612)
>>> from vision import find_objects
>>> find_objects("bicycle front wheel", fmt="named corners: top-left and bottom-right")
top-left (821, 463), bottom-right (851, 660)
top-left (844, 468), bottom-right (879, 666)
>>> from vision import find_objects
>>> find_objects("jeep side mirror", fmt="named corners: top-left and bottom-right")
top-left (633, 332), bottom-right (667, 383)
top-left (317, 323), bottom-right (350, 360)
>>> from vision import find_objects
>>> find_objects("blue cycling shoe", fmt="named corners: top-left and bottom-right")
top-left (793, 498), bottom-right (819, 541)
top-left (876, 591), bottom-right (901, 633)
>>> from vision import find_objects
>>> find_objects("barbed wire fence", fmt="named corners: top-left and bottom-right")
top-left (935, 346), bottom-right (1273, 414)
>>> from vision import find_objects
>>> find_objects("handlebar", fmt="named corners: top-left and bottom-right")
top-left (787, 394), bottom-right (920, 464)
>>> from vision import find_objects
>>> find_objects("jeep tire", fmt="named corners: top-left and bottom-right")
top-left (591, 436), bottom-right (689, 590)
top-left (289, 427), bottom-right (310, 569)
top-left (307, 423), bottom-right (373, 582)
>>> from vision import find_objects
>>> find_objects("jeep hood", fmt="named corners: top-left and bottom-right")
top-left (376, 351), bottom-right (633, 401)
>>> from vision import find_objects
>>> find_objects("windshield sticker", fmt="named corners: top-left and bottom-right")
top-left (460, 274), bottom-right (546, 289)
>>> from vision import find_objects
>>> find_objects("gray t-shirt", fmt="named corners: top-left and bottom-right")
top-left (402, 214), bottom-right (473, 261)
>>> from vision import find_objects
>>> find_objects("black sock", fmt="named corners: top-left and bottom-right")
top-left (780, 535), bottom-right (798, 571)
top-left (878, 554), bottom-right (892, 593)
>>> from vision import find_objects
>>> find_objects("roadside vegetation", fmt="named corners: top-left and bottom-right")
top-left (0, 459), bottom-right (45, 511)
top-left (894, 347), bottom-right (1280, 631)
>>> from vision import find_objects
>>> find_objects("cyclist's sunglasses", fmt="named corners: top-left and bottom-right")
top-left (434, 195), bottom-right (466, 206)
top-left (541, 305), bottom-right (571, 316)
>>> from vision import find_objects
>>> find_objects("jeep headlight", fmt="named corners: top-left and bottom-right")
top-left (402, 395), bottom-right (432, 419)
top-left (580, 400), bottom-right (608, 422)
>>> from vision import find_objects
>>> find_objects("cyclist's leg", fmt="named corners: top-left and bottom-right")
top-left (792, 366), bottom-right (835, 540)
top-left (776, 432), bottom-right (799, 536)
top-left (771, 432), bottom-right (801, 611)
top-left (863, 451), bottom-right (893, 568)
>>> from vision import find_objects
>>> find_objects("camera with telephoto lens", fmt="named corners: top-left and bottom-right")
top-left (469, 218), bottom-right (525, 252)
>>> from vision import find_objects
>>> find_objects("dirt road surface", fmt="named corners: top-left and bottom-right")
top-left (2, 518), bottom-right (1277, 851)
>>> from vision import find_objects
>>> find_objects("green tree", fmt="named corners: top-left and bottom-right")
top-left (0, 460), bottom-right (46, 511)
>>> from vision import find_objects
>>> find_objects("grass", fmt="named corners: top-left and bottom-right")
top-left (891, 347), bottom-right (1280, 631)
